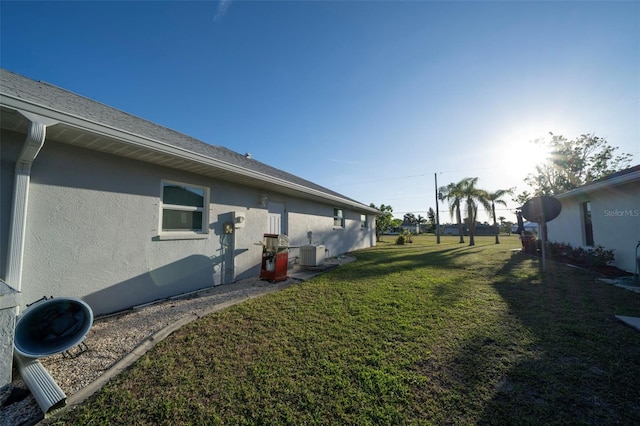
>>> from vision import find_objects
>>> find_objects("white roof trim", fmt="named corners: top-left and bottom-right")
top-left (554, 170), bottom-right (640, 199)
top-left (1, 94), bottom-right (380, 214)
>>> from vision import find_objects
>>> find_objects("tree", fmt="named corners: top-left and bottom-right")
top-left (501, 221), bottom-right (513, 235)
top-left (459, 177), bottom-right (491, 246)
top-left (485, 188), bottom-right (513, 244)
top-left (525, 133), bottom-right (632, 196)
top-left (427, 207), bottom-right (436, 233)
top-left (370, 203), bottom-right (394, 242)
top-left (439, 180), bottom-right (466, 243)
top-left (512, 190), bottom-right (531, 206)
top-left (403, 213), bottom-right (417, 224)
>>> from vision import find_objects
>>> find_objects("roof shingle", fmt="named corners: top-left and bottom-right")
top-left (1, 69), bottom-right (371, 209)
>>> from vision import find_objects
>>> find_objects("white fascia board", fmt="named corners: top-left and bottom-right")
top-left (555, 171), bottom-right (640, 199)
top-left (1, 94), bottom-right (378, 214)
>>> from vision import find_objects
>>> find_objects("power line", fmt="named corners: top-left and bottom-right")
top-left (330, 173), bottom-right (428, 187)
top-left (329, 165), bottom-right (525, 188)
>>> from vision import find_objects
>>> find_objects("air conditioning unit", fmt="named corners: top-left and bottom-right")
top-left (300, 245), bottom-right (325, 266)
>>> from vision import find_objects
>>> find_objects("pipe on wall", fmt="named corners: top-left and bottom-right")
top-left (5, 114), bottom-right (55, 299)
top-left (4, 121), bottom-right (45, 292)
top-left (14, 353), bottom-right (66, 414)
top-left (2, 112), bottom-right (57, 395)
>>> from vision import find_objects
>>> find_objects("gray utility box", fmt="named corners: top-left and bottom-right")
top-left (300, 245), bottom-right (325, 266)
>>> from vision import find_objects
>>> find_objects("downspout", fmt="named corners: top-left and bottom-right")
top-left (5, 113), bottom-right (55, 308)
top-left (1, 114), bottom-right (62, 406)
top-left (1, 116), bottom-right (47, 385)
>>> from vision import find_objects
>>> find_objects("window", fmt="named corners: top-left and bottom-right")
top-left (582, 201), bottom-right (594, 246)
top-left (333, 208), bottom-right (344, 228)
top-left (160, 181), bottom-right (208, 234)
top-left (360, 214), bottom-right (368, 228)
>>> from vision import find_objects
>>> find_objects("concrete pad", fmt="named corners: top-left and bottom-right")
top-left (615, 284), bottom-right (640, 294)
top-left (615, 315), bottom-right (640, 332)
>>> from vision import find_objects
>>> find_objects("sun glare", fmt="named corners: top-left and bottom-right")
top-left (497, 128), bottom-right (553, 180)
top-left (526, 139), bottom-right (552, 168)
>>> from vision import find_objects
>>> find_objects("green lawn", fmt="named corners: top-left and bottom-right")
top-left (48, 235), bottom-right (640, 425)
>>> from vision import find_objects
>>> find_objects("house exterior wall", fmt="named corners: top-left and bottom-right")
top-left (14, 138), bottom-right (376, 315)
top-left (547, 180), bottom-right (640, 272)
top-left (287, 202), bottom-right (375, 261)
top-left (443, 225), bottom-right (460, 235)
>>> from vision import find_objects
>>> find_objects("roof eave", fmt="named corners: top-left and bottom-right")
top-left (1, 94), bottom-right (379, 214)
top-left (554, 171), bottom-right (640, 199)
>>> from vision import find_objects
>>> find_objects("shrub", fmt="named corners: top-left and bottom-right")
top-left (586, 245), bottom-right (616, 267)
top-left (545, 241), bottom-right (615, 267)
top-left (396, 231), bottom-right (413, 245)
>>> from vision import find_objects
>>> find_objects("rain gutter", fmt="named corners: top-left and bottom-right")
top-left (554, 170), bottom-right (640, 199)
top-left (3, 113), bottom-right (67, 414)
top-left (5, 112), bottom-right (57, 302)
top-left (1, 94), bottom-right (380, 215)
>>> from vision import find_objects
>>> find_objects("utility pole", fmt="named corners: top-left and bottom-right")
top-left (435, 173), bottom-right (440, 244)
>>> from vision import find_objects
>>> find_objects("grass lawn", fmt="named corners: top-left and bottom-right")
top-left (48, 235), bottom-right (640, 425)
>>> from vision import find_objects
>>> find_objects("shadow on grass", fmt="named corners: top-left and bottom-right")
top-left (336, 242), bottom-right (492, 282)
top-left (52, 239), bottom-right (640, 424)
top-left (478, 253), bottom-right (640, 424)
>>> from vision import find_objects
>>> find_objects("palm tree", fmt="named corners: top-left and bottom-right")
top-left (459, 177), bottom-right (491, 246)
top-left (416, 214), bottom-right (426, 233)
top-left (486, 189), bottom-right (513, 244)
top-left (439, 180), bottom-right (466, 243)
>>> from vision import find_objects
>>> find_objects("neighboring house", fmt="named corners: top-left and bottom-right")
top-left (0, 69), bottom-right (380, 316)
top-left (443, 222), bottom-right (495, 236)
top-left (443, 224), bottom-right (462, 235)
top-left (511, 221), bottom-right (539, 235)
top-left (400, 222), bottom-right (419, 234)
top-left (473, 223), bottom-right (496, 236)
top-left (546, 165), bottom-right (640, 273)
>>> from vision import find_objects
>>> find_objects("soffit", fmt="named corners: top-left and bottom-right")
top-left (0, 106), bottom-right (377, 211)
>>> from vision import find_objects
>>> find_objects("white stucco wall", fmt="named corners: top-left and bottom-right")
top-left (287, 200), bottom-right (375, 260)
top-left (547, 181), bottom-right (640, 272)
top-left (13, 139), bottom-right (376, 315)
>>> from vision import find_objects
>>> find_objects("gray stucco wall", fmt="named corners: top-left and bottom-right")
top-left (547, 181), bottom-right (640, 272)
top-left (17, 139), bottom-right (376, 315)
top-left (287, 201), bottom-right (375, 259)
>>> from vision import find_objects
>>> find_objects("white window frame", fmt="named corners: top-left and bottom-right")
top-left (334, 208), bottom-right (345, 229)
top-left (158, 180), bottom-right (209, 240)
top-left (360, 214), bottom-right (368, 229)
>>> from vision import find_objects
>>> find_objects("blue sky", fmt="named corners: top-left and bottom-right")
top-left (2, 1), bottom-right (638, 222)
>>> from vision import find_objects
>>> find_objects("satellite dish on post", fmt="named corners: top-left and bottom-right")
top-left (14, 297), bottom-right (93, 358)
top-left (521, 196), bottom-right (562, 223)
top-left (520, 196), bottom-right (562, 272)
